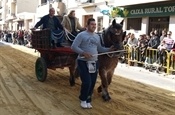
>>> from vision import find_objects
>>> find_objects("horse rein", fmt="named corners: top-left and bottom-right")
top-left (64, 29), bottom-right (76, 42)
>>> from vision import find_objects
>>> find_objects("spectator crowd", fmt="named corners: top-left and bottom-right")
top-left (0, 30), bottom-right (32, 48)
top-left (123, 30), bottom-right (175, 73)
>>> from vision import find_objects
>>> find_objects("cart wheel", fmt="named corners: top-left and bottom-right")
top-left (35, 57), bottom-right (47, 82)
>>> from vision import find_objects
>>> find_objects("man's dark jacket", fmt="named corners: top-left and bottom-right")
top-left (148, 36), bottom-right (159, 49)
top-left (34, 14), bottom-right (63, 30)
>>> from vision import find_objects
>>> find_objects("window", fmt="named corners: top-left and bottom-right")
top-left (127, 18), bottom-right (142, 30)
top-left (41, 0), bottom-right (47, 4)
top-left (97, 16), bottom-right (103, 32)
top-left (87, 0), bottom-right (94, 3)
top-left (79, 0), bottom-right (94, 3)
top-left (149, 17), bottom-right (169, 36)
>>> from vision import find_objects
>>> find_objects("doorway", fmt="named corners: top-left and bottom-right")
top-left (149, 17), bottom-right (169, 36)
top-left (83, 15), bottom-right (93, 27)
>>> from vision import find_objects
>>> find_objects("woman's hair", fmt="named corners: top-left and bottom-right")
top-left (68, 10), bottom-right (75, 17)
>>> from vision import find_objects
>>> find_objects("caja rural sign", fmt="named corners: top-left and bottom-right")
top-left (123, 3), bottom-right (175, 17)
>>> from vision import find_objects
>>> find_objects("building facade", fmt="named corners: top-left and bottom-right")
top-left (117, 0), bottom-right (175, 37)
top-left (66, 0), bottom-right (175, 37)
top-left (66, 0), bottom-right (116, 32)
top-left (0, 0), bottom-right (38, 31)
top-left (1, 0), bottom-right (174, 37)
top-left (35, 0), bottom-right (67, 23)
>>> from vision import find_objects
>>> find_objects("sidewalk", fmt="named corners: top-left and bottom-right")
top-left (115, 63), bottom-right (175, 92)
top-left (1, 41), bottom-right (175, 92)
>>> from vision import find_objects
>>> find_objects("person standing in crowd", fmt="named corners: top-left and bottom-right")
top-left (34, 7), bottom-right (64, 47)
top-left (62, 10), bottom-right (85, 42)
top-left (157, 40), bottom-right (167, 65)
top-left (127, 33), bottom-right (138, 60)
top-left (18, 30), bottom-right (24, 45)
top-left (71, 18), bottom-right (113, 109)
top-left (163, 31), bottom-right (174, 51)
top-left (123, 32), bottom-right (131, 46)
top-left (160, 30), bottom-right (167, 42)
top-left (154, 30), bottom-right (160, 44)
top-left (12, 31), bottom-right (18, 44)
top-left (145, 31), bottom-right (160, 65)
top-left (139, 42), bottom-right (147, 62)
top-left (148, 31), bottom-right (160, 49)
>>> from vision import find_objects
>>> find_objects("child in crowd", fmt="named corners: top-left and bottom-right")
top-left (157, 40), bottom-right (167, 65)
top-left (139, 42), bottom-right (147, 62)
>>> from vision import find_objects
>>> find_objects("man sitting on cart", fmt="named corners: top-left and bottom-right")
top-left (62, 10), bottom-right (85, 43)
top-left (33, 7), bottom-right (64, 48)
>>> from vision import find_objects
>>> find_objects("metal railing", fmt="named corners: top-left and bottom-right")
top-left (123, 45), bottom-right (175, 75)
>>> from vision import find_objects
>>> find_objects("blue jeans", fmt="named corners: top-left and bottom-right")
top-left (77, 60), bottom-right (99, 103)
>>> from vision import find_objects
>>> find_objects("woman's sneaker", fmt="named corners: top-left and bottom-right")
top-left (80, 101), bottom-right (87, 108)
top-left (87, 103), bottom-right (93, 109)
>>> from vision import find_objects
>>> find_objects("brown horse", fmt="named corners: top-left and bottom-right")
top-left (97, 19), bottom-right (126, 101)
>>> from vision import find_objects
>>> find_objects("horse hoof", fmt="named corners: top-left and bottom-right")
top-left (97, 86), bottom-right (102, 93)
top-left (102, 95), bottom-right (111, 101)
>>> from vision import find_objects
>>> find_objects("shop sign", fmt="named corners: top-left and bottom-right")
top-left (123, 4), bottom-right (175, 17)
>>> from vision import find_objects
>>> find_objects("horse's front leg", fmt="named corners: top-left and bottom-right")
top-left (107, 69), bottom-right (114, 85)
top-left (98, 68), bottom-right (111, 101)
top-left (102, 69), bottom-right (115, 100)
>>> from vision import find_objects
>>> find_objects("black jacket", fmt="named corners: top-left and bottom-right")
top-left (35, 14), bottom-right (63, 30)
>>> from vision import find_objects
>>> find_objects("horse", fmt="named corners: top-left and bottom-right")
top-left (67, 19), bottom-right (126, 100)
top-left (97, 19), bottom-right (126, 101)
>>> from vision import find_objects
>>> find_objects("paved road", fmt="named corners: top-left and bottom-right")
top-left (115, 63), bottom-right (175, 92)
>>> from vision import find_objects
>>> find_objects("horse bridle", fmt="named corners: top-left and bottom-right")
top-left (105, 27), bottom-right (123, 49)
top-left (103, 27), bottom-right (123, 58)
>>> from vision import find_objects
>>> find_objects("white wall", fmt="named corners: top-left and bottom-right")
top-left (169, 15), bottom-right (175, 39)
top-left (74, 6), bottom-right (110, 31)
top-left (17, 0), bottom-right (38, 13)
top-left (63, 0), bottom-right (78, 9)
top-left (114, 0), bottom-right (169, 6)
top-left (141, 17), bottom-right (149, 34)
